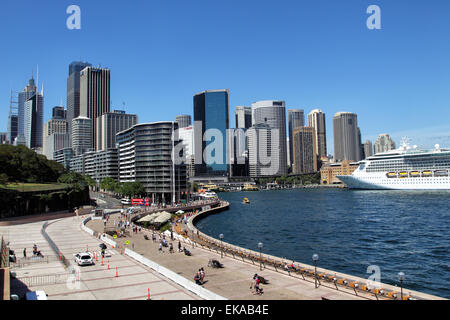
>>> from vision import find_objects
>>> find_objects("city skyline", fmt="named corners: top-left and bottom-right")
top-left (2, 1), bottom-right (450, 153)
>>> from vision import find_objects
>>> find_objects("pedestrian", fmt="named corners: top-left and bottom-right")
top-left (200, 268), bottom-right (205, 283)
top-left (159, 242), bottom-right (163, 253)
top-left (169, 243), bottom-right (174, 254)
top-left (178, 241), bottom-right (182, 252)
top-left (23, 248), bottom-right (26, 258)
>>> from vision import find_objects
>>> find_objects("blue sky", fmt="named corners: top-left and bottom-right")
top-left (1, 0), bottom-right (450, 152)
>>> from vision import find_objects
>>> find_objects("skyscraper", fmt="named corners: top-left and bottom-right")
top-left (292, 126), bottom-right (317, 174)
top-left (308, 109), bottom-right (327, 158)
top-left (43, 113), bottom-right (69, 160)
top-left (251, 100), bottom-right (287, 176)
top-left (72, 116), bottom-right (92, 156)
top-left (364, 140), bottom-right (373, 158)
top-left (235, 106), bottom-right (252, 129)
top-left (67, 61), bottom-right (91, 144)
top-left (333, 112), bottom-right (361, 162)
top-left (96, 110), bottom-right (137, 151)
top-left (288, 109), bottom-right (304, 169)
top-left (193, 89), bottom-right (230, 177)
top-left (18, 77), bottom-right (37, 138)
top-left (80, 66), bottom-right (110, 151)
top-left (175, 115), bottom-right (192, 128)
top-left (52, 106), bottom-right (66, 119)
top-left (374, 134), bottom-right (396, 154)
top-left (247, 123), bottom-right (280, 177)
top-left (24, 91), bottom-right (44, 150)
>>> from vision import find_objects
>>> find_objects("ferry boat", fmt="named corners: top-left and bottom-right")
top-left (337, 139), bottom-right (450, 190)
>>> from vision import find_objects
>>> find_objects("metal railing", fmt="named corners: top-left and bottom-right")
top-left (19, 273), bottom-right (71, 287)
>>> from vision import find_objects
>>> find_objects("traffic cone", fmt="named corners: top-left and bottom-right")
top-left (147, 288), bottom-right (150, 300)
top-left (86, 245), bottom-right (88, 252)
top-left (107, 261), bottom-right (110, 270)
top-left (116, 267), bottom-right (118, 277)
top-left (101, 256), bottom-right (104, 266)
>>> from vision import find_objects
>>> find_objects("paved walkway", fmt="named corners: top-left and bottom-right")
top-left (0, 216), bottom-right (202, 300)
top-left (87, 214), bottom-right (367, 300)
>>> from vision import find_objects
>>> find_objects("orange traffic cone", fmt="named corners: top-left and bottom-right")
top-left (116, 267), bottom-right (118, 277)
top-left (147, 288), bottom-right (150, 300)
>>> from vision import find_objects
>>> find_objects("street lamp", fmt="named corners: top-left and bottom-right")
top-left (398, 272), bottom-right (405, 300)
top-left (312, 254), bottom-right (319, 288)
top-left (258, 242), bottom-right (263, 271)
top-left (219, 234), bottom-right (224, 258)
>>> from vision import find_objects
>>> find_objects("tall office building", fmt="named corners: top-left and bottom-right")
top-left (374, 134), bottom-right (396, 154)
top-left (175, 115), bottom-right (191, 128)
top-left (247, 123), bottom-right (280, 177)
top-left (116, 122), bottom-right (187, 204)
top-left (193, 89), bottom-right (230, 177)
top-left (235, 106), bottom-right (252, 129)
top-left (72, 116), bottom-right (92, 156)
top-left (7, 114), bottom-right (18, 145)
top-left (178, 125), bottom-right (196, 178)
top-left (43, 115), bottom-right (69, 160)
top-left (52, 106), bottom-right (66, 119)
top-left (24, 91), bottom-right (44, 150)
top-left (308, 109), bottom-right (327, 158)
top-left (96, 110), bottom-right (137, 151)
top-left (18, 77), bottom-right (37, 138)
top-left (364, 140), bottom-right (373, 158)
top-left (79, 66), bottom-right (109, 151)
top-left (0, 132), bottom-right (7, 144)
top-left (288, 109), bottom-right (304, 170)
top-left (292, 126), bottom-right (317, 174)
top-left (333, 112), bottom-right (361, 162)
top-left (67, 61), bottom-right (92, 144)
top-left (251, 100), bottom-right (288, 176)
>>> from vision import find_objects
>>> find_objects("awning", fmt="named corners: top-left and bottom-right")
top-left (153, 211), bottom-right (172, 224)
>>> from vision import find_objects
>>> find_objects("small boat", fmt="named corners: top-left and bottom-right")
top-left (386, 172), bottom-right (397, 178)
top-left (242, 198), bottom-right (250, 204)
top-left (422, 170), bottom-right (432, 177)
top-left (398, 172), bottom-right (408, 178)
top-left (409, 171), bottom-right (420, 177)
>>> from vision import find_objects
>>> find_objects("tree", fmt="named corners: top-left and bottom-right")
top-left (84, 175), bottom-right (97, 189)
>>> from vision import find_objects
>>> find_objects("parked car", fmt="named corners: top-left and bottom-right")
top-left (74, 252), bottom-right (94, 266)
top-left (26, 290), bottom-right (48, 300)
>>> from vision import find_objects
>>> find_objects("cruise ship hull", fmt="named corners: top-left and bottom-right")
top-left (337, 174), bottom-right (450, 190)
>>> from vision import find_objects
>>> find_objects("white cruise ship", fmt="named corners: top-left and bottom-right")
top-left (337, 140), bottom-right (450, 190)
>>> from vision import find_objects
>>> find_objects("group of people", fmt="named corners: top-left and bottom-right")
top-left (194, 268), bottom-right (206, 285)
top-left (251, 274), bottom-right (264, 295)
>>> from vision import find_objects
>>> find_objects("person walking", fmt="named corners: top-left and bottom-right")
top-left (23, 248), bottom-right (26, 258)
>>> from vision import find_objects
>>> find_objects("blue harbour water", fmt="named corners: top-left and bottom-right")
top-left (194, 189), bottom-right (450, 298)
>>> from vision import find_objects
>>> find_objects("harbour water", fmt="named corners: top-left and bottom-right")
top-left (194, 188), bottom-right (450, 298)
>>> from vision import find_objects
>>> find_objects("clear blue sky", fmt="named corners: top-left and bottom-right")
top-left (1, 0), bottom-right (450, 151)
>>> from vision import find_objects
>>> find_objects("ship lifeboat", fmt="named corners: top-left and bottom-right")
top-left (409, 171), bottom-right (420, 177)
top-left (386, 172), bottom-right (397, 178)
top-left (434, 170), bottom-right (449, 177)
top-left (422, 170), bottom-right (432, 177)
top-left (398, 172), bottom-right (408, 178)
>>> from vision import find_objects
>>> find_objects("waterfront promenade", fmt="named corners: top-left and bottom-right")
top-left (85, 201), bottom-right (444, 300)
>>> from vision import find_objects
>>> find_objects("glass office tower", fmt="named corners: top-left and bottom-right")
top-left (193, 89), bottom-right (230, 177)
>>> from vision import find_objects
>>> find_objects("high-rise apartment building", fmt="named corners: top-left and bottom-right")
top-left (288, 109), bottom-right (304, 169)
top-left (67, 61), bottom-right (92, 144)
top-left (333, 112), bottom-right (361, 162)
top-left (175, 115), bottom-right (192, 128)
top-left (72, 116), bottom-right (92, 156)
top-left (251, 100), bottom-right (287, 176)
top-left (374, 134), bottom-right (396, 154)
top-left (79, 66), bottom-right (110, 151)
top-left (292, 126), bottom-right (317, 174)
top-left (308, 109), bottom-right (327, 158)
top-left (193, 89), bottom-right (230, 177)
top-left (116, 122), bottom-right (187, 204)
top-left (96, 110), bottom-right (137, 151)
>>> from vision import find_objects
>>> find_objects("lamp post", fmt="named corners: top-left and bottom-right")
top-left (258, 242), bottom-right (263, 271)
top-left (219, 234), bottom-right (224, 258)
top-left (312, 254), bottom-right (319, 288)
top-left (398, 272), bottom-right (405, 300)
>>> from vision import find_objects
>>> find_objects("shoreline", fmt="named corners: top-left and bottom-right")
top-left (186, 200), bottom-right (445, 300)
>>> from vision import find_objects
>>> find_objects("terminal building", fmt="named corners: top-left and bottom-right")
top-left (320, 160), bottom-right (359, 185)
